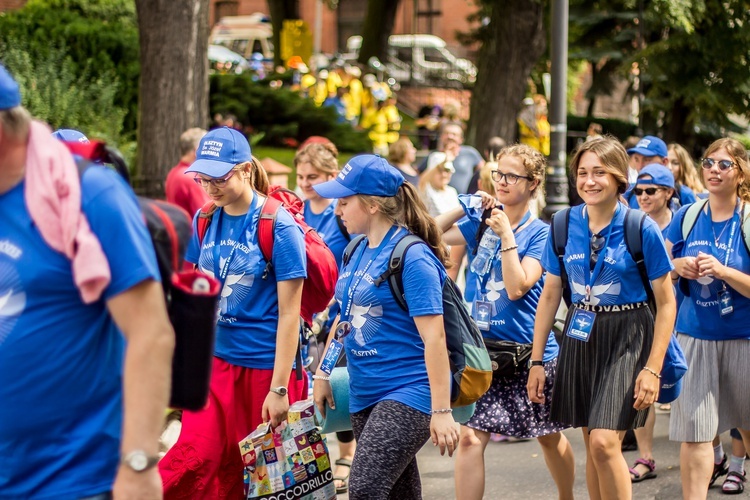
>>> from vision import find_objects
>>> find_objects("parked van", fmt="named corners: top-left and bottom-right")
top-left (346, 34), bottom-right (477, 87)
top-left (210, 13), bottom-right (273, 60)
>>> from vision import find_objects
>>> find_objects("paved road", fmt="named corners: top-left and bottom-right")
top-left (330, 407), bottom-right (739, 499)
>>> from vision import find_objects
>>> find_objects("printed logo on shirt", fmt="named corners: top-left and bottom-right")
top-left (483, 266), bottom-right (510, 316)
top-left (198, 241), bottom-right (259, 319)
top-left (569, 265), bottom-right (622, 306)
top-left (0, 261), bottom-right (27, 348)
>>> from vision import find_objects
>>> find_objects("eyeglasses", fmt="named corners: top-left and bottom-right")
top-left (193, 169), bottom-right (238, 188)
top-left (701, 158), bottom-right (735, 171)
top-left (590, 233), bottom-right (605, 271)
top-left (490, 170), bottom-right (531, 185)
top-left (634, 187), bottom-right (664, 196)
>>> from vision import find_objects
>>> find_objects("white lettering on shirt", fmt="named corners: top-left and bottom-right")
top-left (350, 348), bottom-right (378, 357)
top-left (566, 253), bottom-right (584, 263)
top-left (0, 240), bottom-right (22, 260)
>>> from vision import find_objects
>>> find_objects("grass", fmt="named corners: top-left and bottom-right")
top-left (252, 145), bottom-right (357, 189)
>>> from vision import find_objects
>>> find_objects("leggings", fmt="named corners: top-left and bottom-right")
top-left (349, 400), bottom-right (431, 500)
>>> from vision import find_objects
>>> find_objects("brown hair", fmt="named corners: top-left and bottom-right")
top-left (496, 143), bottom-right (547, 199)
top-left (569, 136), bottom-right (629, 195)
top-left (477, 161), bottom-right (497, 197)
top-left (294, 141), bottom-right (339, 176)
top-left (359, 182), bottom-right (450, 265)
top-left (388, 136), bottom-right (414, 165)
top-left (236, 156), bottom-right (270, 194)
top-left (0, 106), bottom-right (31, 141)
top-left (702, 138), bottom-right (750, 203)
top-left (668, 143), bottom-right (704, 194)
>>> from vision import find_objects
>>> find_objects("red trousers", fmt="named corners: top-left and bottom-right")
top-left (159, 357), bottom-right (308, 499)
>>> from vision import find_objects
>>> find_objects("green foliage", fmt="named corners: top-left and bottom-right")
top-left (210, 74), bottom-right (372, 153)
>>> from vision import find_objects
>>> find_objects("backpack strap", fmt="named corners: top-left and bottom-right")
top-left (681, 198), bottom-right (707, 242)
top-left (336, 215), bottom-right (351, 242)
top-left (740, 202), bottom-right (750, 256)
top-left (373, 234), bottom-right (424, 312)
top-left (624, 208), bottom-right (656, 311)
top-left (342, 234), bottom-right (367, 266)
top-left (258, 197), bottom-right (282, 279)
top-left (197, 201), bottom-right (218, 246)
top-left (550, 208), bottom-right (572, 307)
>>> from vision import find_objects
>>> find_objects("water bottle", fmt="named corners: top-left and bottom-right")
top-left (470, 228), bottom-right (501, 276)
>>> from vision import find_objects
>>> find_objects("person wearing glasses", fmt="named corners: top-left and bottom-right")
top-left (159, 127), bottom-right (309, 498)
top-left (528, 137), bottom-right (676, 499)
top-left (437, 144), bottom-right (574, 500)
top-left (665, 138), bottom-right (750, 498)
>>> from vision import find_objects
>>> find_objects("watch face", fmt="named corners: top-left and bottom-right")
top-left (272, 386), bottom-right (288, 396)
top-left (130, 452), bottom-right (148, 471)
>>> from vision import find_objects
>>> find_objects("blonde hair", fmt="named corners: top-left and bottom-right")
top-left (569, 136), bottom-right (629, 195)
top-left (702, 138), bottom-right (750, 203)
top-left (418, 155), bottom-right (451, 193)
top-left (0, 106), bottom-right (31, 141)
top-left (496, 143), bottom-right (547, 199)
top-left (388, 136), bottom-right (414, 165)
top-left (294, 142), bottom-right (339, 176)
top-left (478, 161), bottom-right (497, 197)
top-left (668, 143), bottom-right (704, 194)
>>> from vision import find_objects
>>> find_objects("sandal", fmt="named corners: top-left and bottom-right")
top-left (629, 458), bottom-right (657, 483)
top-left (722, 471), bottom-right (747, 495)
top-left (334, 458), bottom-right (352, 494)
top-left (711, 454), bottom-right (730, 487)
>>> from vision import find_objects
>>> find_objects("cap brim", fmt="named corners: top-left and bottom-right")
top-left (627, 147), bottom-right (655, 156)
top-left (185, 158), bottom-right (235, 177)
top-left (312, 179), bottom-right (358, 199)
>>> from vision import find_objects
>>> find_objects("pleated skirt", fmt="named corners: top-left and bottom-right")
top-left (550, 304), bottom-right (653, 430)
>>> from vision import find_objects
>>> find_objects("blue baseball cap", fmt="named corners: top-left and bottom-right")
top-left (313, 154), bottom-right (404, 199)
top-left (185, 127), bottom-right (252, 177)
top-left (656, 336), bottom-right (688, 404)
top-left (0, 64), bottom-right (21, 110)
top-left (627, 135), bottom-right (668, 158)
top-left (637, 163), bottom-right (675, 189)
top-left (52, 129), bottom-right (90, 143)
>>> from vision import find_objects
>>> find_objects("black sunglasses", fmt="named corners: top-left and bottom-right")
top-left (634, 187), bottom-right (664, 196)
top-left (590, 233), bottom-right (605, 271)
top-left (701, 158), bottom-right (735, 171)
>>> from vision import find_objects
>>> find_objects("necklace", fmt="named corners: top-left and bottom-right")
top-left (712, 218), bottom-right (732, 247)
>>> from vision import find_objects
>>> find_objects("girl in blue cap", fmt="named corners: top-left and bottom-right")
top-left (311, 154), bottom-right (459, 499)
top-left (438, 144), bottom-right (575, 500)
top-left (528, 137), bottom-right (676, 500)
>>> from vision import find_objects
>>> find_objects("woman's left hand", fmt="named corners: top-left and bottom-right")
top-left (633, 369), bottom-right (659, 410)
top-left (262, 392), bottom-right (290, 428)
top-left (695, 251), bottom-right (727, 280)
top-left (430, 413), bottom-right (460, 457)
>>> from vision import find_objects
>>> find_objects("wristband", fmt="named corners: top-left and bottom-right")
top-left (431, 408), bottom-right (452, 415)
top-left (500, 244), bottom-right (519, 253)
top-left (312, 374), bottom-right (331, 381)
top-left (642, 366), bottom-right (661, 379)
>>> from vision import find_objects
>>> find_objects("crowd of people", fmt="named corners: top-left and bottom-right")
top-left (3, 56), bottom-right (750, 500)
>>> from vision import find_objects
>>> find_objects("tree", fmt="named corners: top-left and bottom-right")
top-left (134, 0), bottom-right (210, 197)
top-left (465, 0), bottom-right (546, 149)
top-left (357, 0), bottom-right (401, 65)
top-left (267, 0), bottom-right (299, 67)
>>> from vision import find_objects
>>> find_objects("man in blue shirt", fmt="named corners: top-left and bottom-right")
top-left (0, 64), bottom-right (174, 499)
top-left (626, 135), bottom-right (668, 184)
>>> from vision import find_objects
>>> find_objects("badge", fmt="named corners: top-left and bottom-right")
top-left (474, 300), bottom-right (492, 331)
top-left (566, 309), bottom-right (596, 342)
top-left (319, 338), bottom-right (343, 375)
top-left (719, 288), bottom-right (734, 316)
top-left (334, 321), bottom-right (352, 340)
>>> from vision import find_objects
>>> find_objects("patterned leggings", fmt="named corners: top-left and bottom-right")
top-left (349, 400), bottom-right (432, 500)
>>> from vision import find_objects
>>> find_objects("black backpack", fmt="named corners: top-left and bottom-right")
top-left (343, 233), bottom-right (492, 407)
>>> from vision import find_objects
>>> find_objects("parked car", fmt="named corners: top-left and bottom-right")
top-left (210, 13), bottom-right (274, 61)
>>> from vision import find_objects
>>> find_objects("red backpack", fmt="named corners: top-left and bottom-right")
top-left (197, 185), bottom-right (338, 325)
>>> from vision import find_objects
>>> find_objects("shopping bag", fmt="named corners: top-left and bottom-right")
top-left (240, 399), bottom-right (336, 500)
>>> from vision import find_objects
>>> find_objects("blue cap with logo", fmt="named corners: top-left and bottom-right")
top-left (313, 154), bottom-right (405, 199)
top-left (656, 336), bottom-right (688, 404)
top-left (637, 163), bottom-right (675, 189)
top-left (52, 129), bottom-right (90, 143)
top-left (185, 127), bottom-right (252, 178)
top-left (627, 135), bottom-right (668, 158)
top-left (0, 64), bottom-right (21, 110)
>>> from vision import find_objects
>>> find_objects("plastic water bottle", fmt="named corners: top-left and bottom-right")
top-left (470, 228), bottom-right (500, 276)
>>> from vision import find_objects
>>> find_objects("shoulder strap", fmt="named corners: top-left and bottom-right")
top-left (258, 197), bottom-right (282, 263)
top-left (550, 208), bottom-right (572, 307)
top-left (197, 201), bottom-right (218, 246)
top-left (342, 234), bottom-right (367, 266)
top-left (740, 202), bottom-right (750, 256)
top-left (681, 198), bottom-right (708, 242)
top-left (336, 214), bottom-right (351, 242)
top-left (374, 234), bottom-right (424, 312)
top-left (624, 208), bottom-right (655, 311)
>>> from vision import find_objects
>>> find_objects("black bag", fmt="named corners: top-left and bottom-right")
top-left (483, 339), bottom-right (533, 379)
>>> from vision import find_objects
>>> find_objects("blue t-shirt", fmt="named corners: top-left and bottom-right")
top-left (666, 203), bottom-right (750, 340)
top-left (186, 199), bottom-right (307, 369)
top-left (335, 228), bottom-right (446, 414)
top-left (458, 217), bottom-right (558, 361)
top-left (0, 169), bottom-right (159, 499)
top-left (542, 204), bottom-right (674, 306)
top-left (304, 199), bottom-right (349, 266)
top-left (677, 184), bottom-right (697, 205)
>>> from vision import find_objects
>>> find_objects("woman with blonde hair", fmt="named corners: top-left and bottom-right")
top-left (388, 136), bottom-right (420, 185)
top-left (419, 151), bottom-right (460, 217)
top-left (668, 143), bottom-right (704, 201)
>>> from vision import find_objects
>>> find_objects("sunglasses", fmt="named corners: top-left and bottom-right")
top-left (193, 169), bottom-right (238, 188)
top-left (701, 158), bottom-right (735, 171)
top-left (490, 170), bottom-right (531, 185)
top-left (634, 187), bottom-right (664, 196)
top-left (590, 233), bottom-right (605, 271)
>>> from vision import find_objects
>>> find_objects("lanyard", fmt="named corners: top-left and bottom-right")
top-left (582, 204), bottom-right (620, 303)
top-left (707, 201), bottom-right (739, 269)
top-left (479, 210), bottom-right (532, 297)
top-left (213, 194), bottom-right (259, 285)
top-left (340, 225), bottom-right (399, 324)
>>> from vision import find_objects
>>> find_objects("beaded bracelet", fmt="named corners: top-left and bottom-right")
top-left (641, 366), bottom-right (661, 379)
top-left (500, 244), bottom-right (519, 253)
top-left (312, 374), bottom-right (331, 381)
top-left (431, 408), bottom-right (452, 415)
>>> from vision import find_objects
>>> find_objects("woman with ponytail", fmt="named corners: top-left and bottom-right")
top-left (312, 154), bottom-right (458, 499)
top-left (159, 127), bottom-right (309, 498)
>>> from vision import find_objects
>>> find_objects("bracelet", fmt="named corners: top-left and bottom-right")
top-left (431, 408), bottom-right (452, 415)
top-left (500, 244), bottom-right (519, 253)
top-left (312, 375), bottom-right (331, 381)
top-left (642, 366), bottom-right (661, 379)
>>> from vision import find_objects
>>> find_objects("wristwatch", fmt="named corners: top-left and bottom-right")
top-left (121, 450), bottom-right (160, 472)
top-left (270, 386), bottom-right (288, 397)
top-left (528, 359), bottom-right (545, 369)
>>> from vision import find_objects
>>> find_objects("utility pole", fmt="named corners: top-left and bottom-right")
top-left (544, 0), bottom-right (569, 219)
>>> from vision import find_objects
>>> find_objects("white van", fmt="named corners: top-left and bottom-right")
top-left (346, 34), bottom-right (477, 87)
top-left (210, 13), bottom-right (274, 60)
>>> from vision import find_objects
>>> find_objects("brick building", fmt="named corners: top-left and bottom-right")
top-left (0, 0), bottom-right (27, 11)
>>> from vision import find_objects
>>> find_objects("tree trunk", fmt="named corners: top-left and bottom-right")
top-left (664, 97), bottom-right (692, 148)
top-left (268, 0), bottom-right (299, 68)
top-left (135, 0), bottom-right (210, 198)
top-left (465, 0), bottom-right (546, 150)
top-left (358, 0), bottom-right (401, 65)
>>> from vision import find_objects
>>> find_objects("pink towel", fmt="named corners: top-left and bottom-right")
top-left (24, 120), bottom-right (111, 303)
